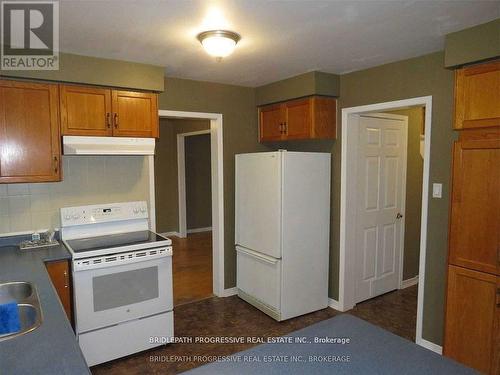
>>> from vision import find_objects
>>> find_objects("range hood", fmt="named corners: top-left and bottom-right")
top-left (63, 136), bottom-right (155, 155)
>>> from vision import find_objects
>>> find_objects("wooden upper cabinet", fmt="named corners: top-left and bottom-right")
top-left (444, 265), bottom-right (499, 374)
top-left (259, 96), bottom-right (336, 142)
top-left (60, 85), bottom-right (112, 136)
top-left (454, 60), bottom-right (500, 130)
top-left (59, 84), bottom-right (159, 138)
top-left (0, 80), bottom-right (61, 183)
top-left (448, 130), bottom-right (500, 275)
top-left (112, 90), bottom-right (159, 138)
top-left (259, 103), bottom-right (285, 141)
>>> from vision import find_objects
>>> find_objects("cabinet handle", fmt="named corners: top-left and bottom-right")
top-left (106, 113), bottom-right (111, 128)
top-left (113, 113), bottom-right (119, 128)
top-left (63, 270), bottom-right (69, 288)
top-left (53, 156), bottom-right (59, 174)
top-left (279, 123), bottom-right (283, 134)
top-left (497, 288), bottom-right (500, 307)
top-left (284, 121), bottom-right (287, 134)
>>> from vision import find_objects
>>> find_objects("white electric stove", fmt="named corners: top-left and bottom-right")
top-left (61, 201), bottom-right (173, 366)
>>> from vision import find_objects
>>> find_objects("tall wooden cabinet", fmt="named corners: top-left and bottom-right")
top-left (448, 130), bottom-right (500, 275)
top-left (444, 60), bottom-right (500, 374)
top-left (444, 266), bottom-right (498, 374)
top-left (0, 80), bottom-right (61, 183)
top-left (454, 61), bottom-right (500, 130)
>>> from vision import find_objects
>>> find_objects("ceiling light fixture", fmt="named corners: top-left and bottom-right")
top-left (197, 30), bottom-right (240, 61)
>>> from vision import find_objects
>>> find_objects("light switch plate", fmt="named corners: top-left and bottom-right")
top-left (432, 183), bottom-right (442, 198)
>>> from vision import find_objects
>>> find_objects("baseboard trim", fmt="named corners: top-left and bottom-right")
top-left (328, 298), bottom-right (344, 311)
top-left (401, 275), bottom-right (419, 289)
top-left (160, 231), bottom-right (180, 238)
top-left (187, 227), bottom-right (212, 234)
top-left (219, 287), bottom-right (238, 297)
top-left (417, 338), bottom-right (443, 354)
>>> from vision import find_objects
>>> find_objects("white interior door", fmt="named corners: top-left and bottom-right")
top-left (354, 114), bottom-right (407, 303)
top-left (235, 152), bottom-right (282, 258)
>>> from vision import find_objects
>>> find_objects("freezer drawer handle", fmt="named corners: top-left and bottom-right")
top-left (236, 246), bottom-right (279, 265)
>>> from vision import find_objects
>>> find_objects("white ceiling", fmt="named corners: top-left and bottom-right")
top-left (59, 0), bottom-right (499, 87)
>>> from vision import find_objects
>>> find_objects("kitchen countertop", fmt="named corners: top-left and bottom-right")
top-left (0, 237), bottom-right (90, 375)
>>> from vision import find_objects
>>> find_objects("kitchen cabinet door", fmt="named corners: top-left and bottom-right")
top-left (45, 260), bottom-right (73, 324)
top-left (0, 80), bottom-right (61, 183)
top-left (258, 96), bottom-right (336, 142)
top-left (111, 90), bottom-right (159, 138)
top-left (448, 131), bottom-right (500, 275)
top-left (60, 85), bottom-right (112, 136)
top-left (284, 98), bottom-right (312, 140)
top-left (444, 265), bottom-right (498, 374)
top-left (259, 103), bottom-right (285, 142)
top-left (454, 60), bottom-right (500, 130)
top-left (311, 96), bottom-right (337, 139)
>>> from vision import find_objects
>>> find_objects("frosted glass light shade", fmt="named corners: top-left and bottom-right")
top-left (197, 30), bottom-right (240, 58)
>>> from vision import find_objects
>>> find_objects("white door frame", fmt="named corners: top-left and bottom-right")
top-left (158, 110), bottom-right (225, 297)
top-left (177, 129), bottom-right (212, 238)
top-left (338, 96), bottom-right (433, 351)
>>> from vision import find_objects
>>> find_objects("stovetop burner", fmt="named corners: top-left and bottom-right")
top-left (66, 230), bottom-right (169, 254)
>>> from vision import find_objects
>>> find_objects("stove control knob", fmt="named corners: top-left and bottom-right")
top-left (140, 207), bottom-right (147, 213)
top-left (133, 208), bottom-right (139, 214)
top-left (64, 214), bottom-right (71, 221)
top-left (72, 214), bottom-right (80, 220)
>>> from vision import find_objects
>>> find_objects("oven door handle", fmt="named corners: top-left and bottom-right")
top-left (73, 247), bottom-right (172, 272)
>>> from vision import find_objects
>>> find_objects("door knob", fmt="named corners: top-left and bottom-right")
top-left (396, 213), bottom-right (403, 219)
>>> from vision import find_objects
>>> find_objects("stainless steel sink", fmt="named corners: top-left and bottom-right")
top-left (0, 281), bottom-right (33, 302)
top-left (0, 282), bottom-right (42, 342)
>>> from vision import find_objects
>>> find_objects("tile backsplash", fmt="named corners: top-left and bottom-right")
top-left (0, 156), bottom-right (150, 235)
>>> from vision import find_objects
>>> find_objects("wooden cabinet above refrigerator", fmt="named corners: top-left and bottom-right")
top-left (258, 96), bottom-right (337, 142)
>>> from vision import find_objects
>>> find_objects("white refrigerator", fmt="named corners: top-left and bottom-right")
top-left (235, 151), bottom-right (331, 321)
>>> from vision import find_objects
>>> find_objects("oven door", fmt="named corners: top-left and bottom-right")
top-left (73, 248), bottom-right (172, 333)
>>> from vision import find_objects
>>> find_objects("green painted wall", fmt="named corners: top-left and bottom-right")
top-left (386, 108), bottom-right (424, 280)
top-left (445, 18), bottom-right (500, 68)
top-left (339, 52), bottom-right (455, 345)
top-left (157, 77), bottom-right (269, 288)
top-left (159, 55), bottom-right (453, 346)
top-left (0, 52), bottom-right (165, 91)
top-left (185, 134), bottom-right (212, 230)
top-left (255, 71), bottom-right (340, 105)
top-left (155, 118), bottom-right (210, 233)
top-left (268, 52), bottom-right (453, 345)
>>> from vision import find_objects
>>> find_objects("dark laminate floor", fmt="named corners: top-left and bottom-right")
top-left (171, 232), bottom-right (213, 306)
top-left (349, 284), bottom-right (418, 342)
top-left (92, 285), bottom-right (418, 375)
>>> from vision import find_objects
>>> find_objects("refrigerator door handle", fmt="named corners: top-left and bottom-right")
top-left (236, 246), bottom-right (279, 265)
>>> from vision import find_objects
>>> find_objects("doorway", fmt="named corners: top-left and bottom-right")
top-left (339, 96), bottom-right (434, 352)
top-left (177, 130), bottom-right (212, 238)
top-left (157, 110), bottom-right (226, 300)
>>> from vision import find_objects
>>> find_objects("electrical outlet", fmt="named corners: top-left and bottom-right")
top-left (432, 183), bottom-right (442, 198)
